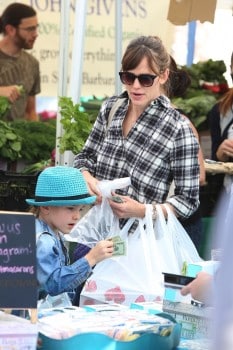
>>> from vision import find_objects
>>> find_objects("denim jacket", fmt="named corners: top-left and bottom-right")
top-left (36, 219), bottom-right (92, 297)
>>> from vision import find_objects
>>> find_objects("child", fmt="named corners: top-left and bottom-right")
top-left (26, 166), bottom-right (114, 304)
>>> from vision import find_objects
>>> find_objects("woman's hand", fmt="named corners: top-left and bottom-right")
top-left (81, 171), bottom-right (102, 204)
top-left (108, 194), bottom-right (146, 219)
top-left (216, 139), bottom-right (233, 161)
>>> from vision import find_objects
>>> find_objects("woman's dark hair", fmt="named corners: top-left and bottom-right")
top-left (121, 36), bottom-right (170, 74)
top-left (120, 36), bottom-right (191, 97)
top-left (0, 3), bottom-right (36, 34)
top-left (168, 56), bottom-right (191, 98)
top-left (121, 36), bottom-right (171, 93)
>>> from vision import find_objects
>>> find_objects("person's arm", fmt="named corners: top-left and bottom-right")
top-left (208, 104), bottom-right (223, 161)
top-left (187, 118), bottom-right (206, 186)
top-left (37, 233), bottom-right (113, 296)
top-left (25, 95), bottom-right (39, 121)
top-left (166, 120), bottom-right (200, 219)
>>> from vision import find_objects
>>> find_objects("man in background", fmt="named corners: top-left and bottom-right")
top-left (0, 3), bottom-right (40, 121)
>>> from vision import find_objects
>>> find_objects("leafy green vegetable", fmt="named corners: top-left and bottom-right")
top-left (0, 120), bottom-right (22, 161)
top-left (0, 96), bottom-right (10, 119)
top-left (58, 96), bottom-right (93, 154)
top-left (16, 85), bottom-right (25, 95)
top-left (21, 159), bottom-right (53, 174)
top-left (183, 59), bottom-right (227, 91)
top-left (0, 85), bottom-right (25, 120)
top-left (11, 119), bottom-right (56, 162)
top-left (172, 95), bottom-right (217, 130)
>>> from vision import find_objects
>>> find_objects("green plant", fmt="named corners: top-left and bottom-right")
top-left (0, 120), bottom-right (22, 161)
top-left (172, 94), bottom-right (217, 130)
top-left (183, 59), bottom-right (228, 90)
top-left (11, 119), bottom-right (56, 162)
top-left (0, 97), bottom-right (11, 119)
top-left (0, 86), bottom-right (25, 120)
top-left (58, 96), bottom-right (93, 154)
top-left (81, 95), bottom-right (106, 123)
top-left (172, 59), bottom-right (229, 131)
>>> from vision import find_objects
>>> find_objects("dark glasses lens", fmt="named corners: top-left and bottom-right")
top-left (119, 72), bottom-right (157, 87)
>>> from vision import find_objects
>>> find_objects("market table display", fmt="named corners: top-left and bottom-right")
top-left (37, 304), bottom-right (211, 350)
top-left (0, 307), bottom-right (211, 350)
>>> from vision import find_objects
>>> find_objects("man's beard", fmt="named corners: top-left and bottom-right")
top-left (15, 32), bottom-right (34, 50)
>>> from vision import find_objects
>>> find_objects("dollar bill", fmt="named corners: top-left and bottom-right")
top-left (110, 196), bottom-right (124, 203)
top-left (112, 240), bottom-right (126, 256)
top-left (108, 235), bottom-right (126, 256)
top-left (111, 235), bottom-right (121, 242)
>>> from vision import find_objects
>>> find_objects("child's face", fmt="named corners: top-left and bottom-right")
top-left (41, 206), bottom-right (84, 234)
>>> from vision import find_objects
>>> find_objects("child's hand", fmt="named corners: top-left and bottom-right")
top-left (85, 240), bottom-right (114, 267)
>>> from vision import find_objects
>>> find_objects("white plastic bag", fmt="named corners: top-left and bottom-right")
top-left (67, 177), bottom-right (131, 245)
top-left (68, 199), bottom-right (120, 246)
top-left (154, 204), bottom-right (203, 273)
top-left (80, 209), bottom-right (165, 306)
top-left (80, 204), bottom-right (202, 306)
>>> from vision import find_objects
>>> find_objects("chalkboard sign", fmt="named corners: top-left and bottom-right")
top-left (0, 211), bottom-right (37, 308)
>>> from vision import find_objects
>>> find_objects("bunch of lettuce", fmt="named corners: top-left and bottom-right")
top-left (0, 85), bottom-right (24, 120)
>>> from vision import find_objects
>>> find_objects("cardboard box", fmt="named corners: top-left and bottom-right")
top-left (0, 312), bottom-right (38, 350)
top-left (163, 300), bottom-right (212, 339)
top-left (167, 0), bottom-right (217, 25)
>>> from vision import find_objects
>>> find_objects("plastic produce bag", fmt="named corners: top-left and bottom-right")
top-left (153, 204), bottom-right (203, 274)
top-left (80, 204), bottom-right (203, 306)
top-left (67, 177), bottom-right (131, 246)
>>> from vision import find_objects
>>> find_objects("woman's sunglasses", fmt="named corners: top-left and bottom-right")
top-left (119, 71), bottom-right (157, 87)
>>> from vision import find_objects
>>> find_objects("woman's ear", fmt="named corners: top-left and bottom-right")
top-left (159, 68), bottom-right (169, 85)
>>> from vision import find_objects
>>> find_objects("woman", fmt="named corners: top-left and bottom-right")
top-left (74, 36), bottom-right (199, 229)
top-left (208, 52), bottom-right (233, 193)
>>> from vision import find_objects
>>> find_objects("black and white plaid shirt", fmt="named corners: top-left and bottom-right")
top-left (74, 92), bottom-right (200, 219)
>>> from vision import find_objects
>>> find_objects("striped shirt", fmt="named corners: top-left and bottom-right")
top-left (74, 92), bottom-right (200, 219)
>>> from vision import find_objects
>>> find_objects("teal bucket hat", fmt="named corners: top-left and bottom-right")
top-left (26, 166), bottom-right (96, 206)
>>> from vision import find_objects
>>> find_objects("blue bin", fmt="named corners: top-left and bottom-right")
top-left (38, 314), bottom-right (181, 350)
